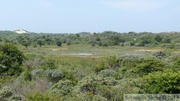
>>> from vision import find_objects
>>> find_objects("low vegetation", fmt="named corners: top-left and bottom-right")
top-left (0, 31), bottom-right (179, 101)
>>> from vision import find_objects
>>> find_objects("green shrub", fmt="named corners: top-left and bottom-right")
top-left (76, 92), bottom-right (94, 101)
top-left (114, 58), bottom-right (168, 79)
top-left (41, 59), bottom-right (57, 69)
top-left (0, 43), bottom-right (24, 76)
top-left (73, 73), bottom-right (118, 94)
top-left (8, 94), bottom-right (25, 101)
top-left (143, 70), bottom-right (180, 94)
top-left (118, 58), bottom-right (167, 79)
top-left (27, 91), bottom-right (61, 101)
top-left (22, 57), bottom-right (44, 70)
top-left (98, 69), bottom-right (116, 77)
top-left (153, 51), bottom-right (167, 60)
top-left (31, 69), bottom-right (44, 79)
top-left (93, 56), bottom-right (121, 73)
top-left (172, 56), bottom-right (180, 71)
top-left (92, 95), bottom-right (107, 101)
top-left (22, 70), bottom-right (32, 81)
top-left (133, 59), bottom-right (166, 75)
top-left (95, 78), bottom-right (142, 101)
top-left (0, 86), bottom-right (12, 100)
top-left (49, 80), bottom-right (74, 96)
top-left (45, 69), bottom-right (64, 82)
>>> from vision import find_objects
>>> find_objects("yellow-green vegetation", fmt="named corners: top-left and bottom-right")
top-left (0, 31), bottom-right (180, 101)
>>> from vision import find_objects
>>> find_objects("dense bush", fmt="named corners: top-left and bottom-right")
top-left (93, 56), bottom-right (121, 73)
top-left (95, 78), bottom-right (142, 101)
top-left (153, 51), bottom-right (167, 60)
top-left (27, 91), bottom-right (61, 101)
top-left (8, 94), bottom-right (25, 101)
top-left (0, 86), bottom-right (13, 100)
top-left (143, 70), bottom-right (180, 93)
top-left (133, 59), bottom-right (166, 76)
top-left (117, 58), bottom-right (167, 79)
top-left (73, 73), bottom-right (118, 94)
top-left (45, 69), bottom-right (64, 82)
top-left (31, 69), bottom-right (44, 79)
top-left (98, 69), bottom-right (116, 77)
top-left (41, 59), bottom-right (57, 69)
top-left (92, 95), bottom-right (108, 101)
top-left (0, 43), bottom-right (24, 76)
top-left (49, 80), bottom-right (74, 96)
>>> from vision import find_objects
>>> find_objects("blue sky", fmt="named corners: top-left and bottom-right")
top-left (0, 0), bottom-right (180, 33)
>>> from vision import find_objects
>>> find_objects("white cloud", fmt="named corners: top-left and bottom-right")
top-left (102, 0), bottom-right (168, 12)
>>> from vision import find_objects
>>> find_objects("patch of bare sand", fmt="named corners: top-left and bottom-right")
top-left (135, 49), bottom-right (163, 52)
top-left (46, 48), bottom-right (68, 51)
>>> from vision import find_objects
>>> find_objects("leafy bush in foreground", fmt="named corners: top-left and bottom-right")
top-left (0, 43), bottom-right (24, 76)
top-left (143, 70), bottom-right (180, 94)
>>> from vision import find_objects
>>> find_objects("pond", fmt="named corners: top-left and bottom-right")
top-left (70, 53), bottom-right (94, 56)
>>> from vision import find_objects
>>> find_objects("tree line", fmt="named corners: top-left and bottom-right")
top-left (0, 31), bottom-right (180, 48)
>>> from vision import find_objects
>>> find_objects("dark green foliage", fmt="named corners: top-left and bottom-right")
top-left (0, 64), bottom-right (7, 73)
top-left (37, 40), bottom-right (44, 47)
top-left (170, 55), bottom-right (180, 71)
top-left (23, 70), bottom-right (32, 81)
top-left (21, 40), bottom-right (31, 48)
top-left (143, 70), bottom-right (180, 94)
top-left (154, 35), bottom-right (162, 42)
top-left (153, 51), bottom-right (167, 60)
top-left (112, 56), bottom-right (169, 79)
top-left (162, 37), bottom-right (171, 43)
top-left (0, 43), bottom-right (24, 76)
top-left (56, 40), bottom-right (62, 47)
top-left (133, 59), bottom-right (166, 75)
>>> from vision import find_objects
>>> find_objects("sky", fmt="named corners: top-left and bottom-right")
top-left (0, 0), bottom-right (180, 33)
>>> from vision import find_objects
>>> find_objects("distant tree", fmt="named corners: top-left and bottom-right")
top-left (22, 40), bottom-right (31, 48)
top-left (66, 41), bottom-right (71, 45)
top-left (56, 40), bottom-right (62, 47)
top-left (16, 36), bottom-right (24, 44)
top-left (76, 34), bottom-right (80, 37)
top-left (91, 42), bottom-right (96, 46)
top-left (37, 40), bottom-right (44, 47)
top-left (162, 37), bottom-right (171, 43)
top-left (44, 37), bottom-right (53, 45)
top-left (66, 39), bottom-right (71, 45)
top-left (154, 35), bottom-right (162, 42)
